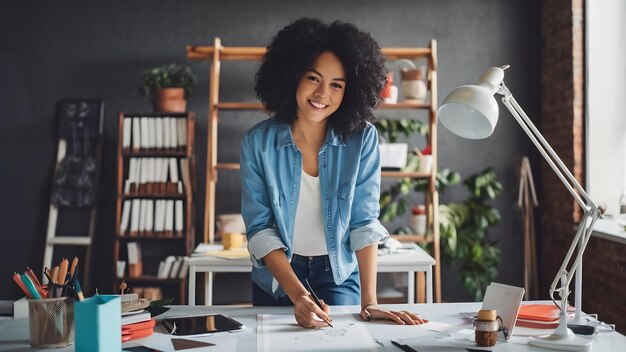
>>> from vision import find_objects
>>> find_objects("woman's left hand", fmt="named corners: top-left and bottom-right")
top-left (360, 304), bottom-right (427, 325)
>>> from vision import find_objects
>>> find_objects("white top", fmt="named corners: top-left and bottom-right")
top-left (292, 171), bottom-right (328, 256)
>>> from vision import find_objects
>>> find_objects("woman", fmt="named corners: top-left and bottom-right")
top-left (241, 18), bottom-right (425, 328)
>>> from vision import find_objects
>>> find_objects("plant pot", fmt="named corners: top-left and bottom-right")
top-left (153, 88), bottom-right (186, 112)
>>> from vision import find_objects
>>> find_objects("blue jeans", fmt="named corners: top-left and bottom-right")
top-left (252, 254), bottom-right (360, 306)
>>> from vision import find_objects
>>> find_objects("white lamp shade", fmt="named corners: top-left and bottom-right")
top-left (437, 84), bottom-right (499, 139)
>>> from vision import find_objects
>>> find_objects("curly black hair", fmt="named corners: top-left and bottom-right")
top-left (255, 18), bottom-right (387, 139)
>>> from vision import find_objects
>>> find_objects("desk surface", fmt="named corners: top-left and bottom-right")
top-left (1, 301), bottom-right (623, 351)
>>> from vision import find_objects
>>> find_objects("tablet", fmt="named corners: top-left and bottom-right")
top-left (162, 314), bottom-right (243, 335)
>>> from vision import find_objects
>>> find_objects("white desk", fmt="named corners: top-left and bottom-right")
top-left (1, 302), bottom-right (623, 351)
top-left (188, 244), bottom-right (435, 306)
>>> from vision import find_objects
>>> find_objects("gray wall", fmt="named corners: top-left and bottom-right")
top-left (0, 0), bottom-right (541, 302)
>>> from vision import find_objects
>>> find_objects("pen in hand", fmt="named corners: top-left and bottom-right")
top-left (305, 278), bottom-right (333, 328)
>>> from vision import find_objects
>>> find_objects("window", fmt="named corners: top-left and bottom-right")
top-left (586, 0), bottom-right (626, 215)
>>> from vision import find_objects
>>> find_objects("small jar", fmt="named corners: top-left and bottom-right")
top-left (410, 205), bottom-right (427, 236)
top-left (474, 309), bottom-right (499, 347)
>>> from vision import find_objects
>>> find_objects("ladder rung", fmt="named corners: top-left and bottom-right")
top-left (47, 237), bottom-right (92, 246)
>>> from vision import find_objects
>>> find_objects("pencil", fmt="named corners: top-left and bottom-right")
top-left (305, 278), bottom-right (333, 327)
top-left (58, 258), bottom-right (69, 296)
top-left (69, 257), bottom-right (79, 279)
top-left (13, 272), bottom-right (33, 298)
top-left (73, 278), bottom-right (85, 301)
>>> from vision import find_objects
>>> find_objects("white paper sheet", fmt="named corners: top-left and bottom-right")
top-left (125, 332), bottom-right (238, 351)
top-left (257, 314), bottom-right (377, 352)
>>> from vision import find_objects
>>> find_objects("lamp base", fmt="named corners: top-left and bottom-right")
top-left (528, 331), bottom-right (593, 352)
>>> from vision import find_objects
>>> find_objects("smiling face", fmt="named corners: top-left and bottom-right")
top-left (295, 51), bottom-right (346, 126)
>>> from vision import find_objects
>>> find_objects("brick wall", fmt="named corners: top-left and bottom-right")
top-left (541, 0), bottom-right (624, 333)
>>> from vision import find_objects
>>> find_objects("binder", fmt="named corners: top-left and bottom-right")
top-left (122, 118), bottom-right (132, 150)
top-left (132, 118), bottom-right (141, 151)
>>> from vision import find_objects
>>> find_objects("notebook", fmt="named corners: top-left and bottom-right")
top-left (481, 282), bottom-right (525, 341)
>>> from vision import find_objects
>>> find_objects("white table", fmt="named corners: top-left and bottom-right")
top-left (188, 244), bottom-right (435, 306)
top-left (1, 301), bottom-right (623, 351)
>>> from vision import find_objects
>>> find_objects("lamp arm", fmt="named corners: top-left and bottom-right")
top-left (497, 83), bottom-right (601, 305)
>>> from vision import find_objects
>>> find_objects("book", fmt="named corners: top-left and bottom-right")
top-left (120, 200), bottom-right (131, 235)
top-left (177, 118), bottom-right (186, 149)
top-left (178, 257), bottom-right (189, 279)
top-left (175, 200), bottom-right (184, 235)
top-left (169, 117), bottom-right (177, 150)
top-left (132, 118), bottom-right (141, 151)
top-left (127, 242), bottom-right (143, 277)
top-left (158, 256), bottom-right (176, 278)
top-left (130, 199), bottom-right (141, 235)
top-left (517, 303), bottom-right (561, 321)
top-left (140, 117), bottom-right (150, 150)
top-left (147, 118), bottom-right (156, 149)
top-left (122, 118), bottom-right (132, 150)
top-left (154, 118), bottom-right (163, 149)
top-left (169, 256), bottom-right (183, 279)
top-left (514, 303), bottom-right (571, 329)
top-left (164, 200), bottom-right (174, 235)
top-left (163, 117), bottom-right (171, 149)
top-left (121, 311), bottom-right (151, 326)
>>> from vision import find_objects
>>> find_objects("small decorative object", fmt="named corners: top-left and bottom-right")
top-left (474, 309), bottom-right (501, 347)
top-left (410, 205), bottom-right (427, 235)
top-left (381, 72), bottom-right (398, 104)
top-left (397, 59), bottom-right (427, 102)
top-left (139, 64), bottom-right (197, 113)
top-left (222, 232), bottom-right (245, 250)
top-left (419, 146), bottom-right (434, 173)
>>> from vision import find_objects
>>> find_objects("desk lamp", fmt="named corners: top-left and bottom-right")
top-left (437, 66), bottom-right (600, 351)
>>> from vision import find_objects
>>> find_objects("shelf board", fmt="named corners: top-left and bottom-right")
top-left (123, 150), bottom-right (187, 157)
top-left (216, 163), bottom-right (240, 170)
top-left (115, 276), bottom-right (183, 284)
top-left (390, 234), bottom-right (434, 243)
top-left (187, 46), bottom-right (431, 61)
top-left (116, 234), bottom-right (186, 240)
top-left (381, 170), bottom-right (431, 178)
top-left (121, 194), bottom-right (185, 200)
top-left (214, 102), bottom-right (431, 110)
top-left (213, 164), bottom-right (433, 177)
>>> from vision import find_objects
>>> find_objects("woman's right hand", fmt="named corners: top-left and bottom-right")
top-left (293, 295), bottom-right (331, 328)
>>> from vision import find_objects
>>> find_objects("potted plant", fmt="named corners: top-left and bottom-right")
top-left (139, 64), bottom-right (197, 112)
top-left (439, 168), bottom-right (503, 300)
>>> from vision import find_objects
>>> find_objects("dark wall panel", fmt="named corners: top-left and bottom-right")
top-left (0, 0), bottom-right (541, 302)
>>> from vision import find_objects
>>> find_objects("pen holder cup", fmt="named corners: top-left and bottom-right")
top-left (28, 297), bottom-right (74, 348)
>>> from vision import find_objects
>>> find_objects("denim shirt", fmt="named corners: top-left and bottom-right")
top-left (240, 117), bottom-right (389, 298)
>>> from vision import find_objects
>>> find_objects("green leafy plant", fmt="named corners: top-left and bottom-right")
top-left (439, 168), bottom-right (503, 300)
top-left (139, 63), bottom-right (197, 100)
top-left (375, 118), bottom-right (427, 143)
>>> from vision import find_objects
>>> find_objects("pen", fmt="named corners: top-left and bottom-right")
top-left (305, 278), bottom-right (333, 328)
top-left (26, 267), bottom-right (42, 288)
top-left (391, 339), bottom-right (417, 352)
